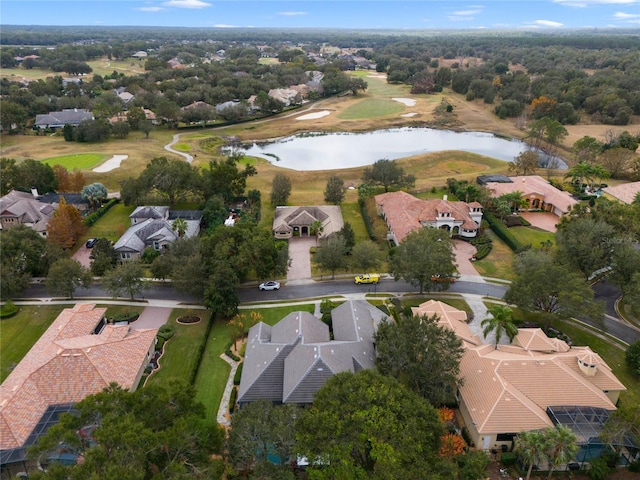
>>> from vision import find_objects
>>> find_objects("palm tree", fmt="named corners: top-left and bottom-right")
top-left (564, 161), bottom-right (592, 193)
top-left (588, 164), bottom-right (610, 191)
top-left (310, 220), bottom-right (324, 245)
top-left (514, 430), bottom-right (549, 480)
top-left (172, 218), bottom-right (188, 238)
top-left (481, 305), bottom-right (518, 349)
top-left (545, 425), bottom-right (579, 479)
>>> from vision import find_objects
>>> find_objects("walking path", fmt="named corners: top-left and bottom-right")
top-left (164, 133), bottom-right (194, 163)
top-left (217, 354), bottom-right (238, 427)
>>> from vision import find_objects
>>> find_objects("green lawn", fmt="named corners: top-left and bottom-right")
top-left (508, 226), bottom-right (556, 250)
top-left (337, 98), bottom-right (405, 120)
top-left (42, 153), bottom-right (106, 170)
top-left (0, 305), bottom-right (64, 382)
top-left (85, 203), bottom-right (135, 243)
top-left (473, 230), bottom-right (516, 281)
top-left (241, 304), bottom-right (316, 326)
top-left (173, 143), bottom-right (191, 152)
top-left (340, 202), bottom-right (369, 242)
top-left (146, 309), bottom-right (210, 386)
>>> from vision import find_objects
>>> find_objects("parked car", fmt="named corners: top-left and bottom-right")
top-left (85, 238), bottom-right (98, 248)
top-left (431, 274), bottom-right (455, 283)
top-left (259, 281), bottom-right (280, 291)
top-left (354, 273), bottom-right (380, 285)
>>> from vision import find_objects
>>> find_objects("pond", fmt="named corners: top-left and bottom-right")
top-left (237, 127), bottom-right (566, 171)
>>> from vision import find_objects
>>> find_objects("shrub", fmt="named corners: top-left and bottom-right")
top-left (359, 198), bottom-right (376, 241)
top-left (157, 324), bottom-right (174, 341)
top-left (234, 363), bottom-right (243, 385)
top-left (470, 235), bottom-right (493, 261)
top-left (112, 311), bottom-right (140, 323)
top-left (628, 459), bottom-right (640, 473)
top-left (460, 427), bottom-right (473, 446)
top-left (587, 457), bottom-right (612, 480)
top-left (0, 300), bottom-right (19, 318)
top-left (229, 387), bottom-right (237, 414)
top-left (484, 212), bottom-right (529, 253)
top-left (83, 198), bottom-right (119, 226)
top-left (225, 348), bottom-right (240, 362)
top-left (155, 337), bottom-right (165, 352)
top-left (500, 452), bottom-right (517, 466)
top-left (625, 340), bottom-right (640, 376)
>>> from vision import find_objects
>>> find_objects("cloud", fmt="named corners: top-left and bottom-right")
top-left (278, 11), bottom-right (307, 16)
top-left (533, 19), bottom-right (565, 26)
top-left (613, 11), bottom-right (640, 18)
top-left (138, 6), bottom-right (164, 12)
top-left (448, 6), bottom-right (483, 21)
top-left (453, 9), bottom-right (482, 15)
top-left (553, 0), bottom-right (639, 7)
top-left (213, 24), bottom-right (237, 28)
top-left (162, 0), bottom-right (211, 9)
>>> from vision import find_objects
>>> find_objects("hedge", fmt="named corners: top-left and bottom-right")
top-left (500, 452), bottom-right (517, 466)
top-left (229, 387), bottom-right (238, 414)
top-left (470, 236), bottom-right (493, 261)
top-left (484, 212), bottom-right (530, 253)
top-left (111, 312), bottom-right (140, 323)
top-left (83, 198), bottom-right (119, 226)
top-left (189, 315), bottom-right (214, 385)
top-left (234, 363), bottom-right (243, 385)
top-left (359, 198), bottom-right (376, 241)
top-left (0, 301), bottom-right (19, 319)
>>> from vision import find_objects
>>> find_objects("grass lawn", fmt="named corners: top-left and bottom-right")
top-left (0, 305), bottom-right (64, 382)
top-left (337, 98), bottom-right (405, 120)
top-left (473, 230), bottom-right (515, 281)
top-left (42, 153), bottom-right (107, 169)
top-left (146, 308), bottom-right (210, 386)
top-left (508, 226), bottom-right (555, 250)
top-left (85, 203), bottom-right (135, 243)
top-left (553, 318), bottom-right (640, 406)
top-left (173, 143), bottom-right (191, 152)
top-left (99, 304), bottom-right (145, 320)
top-left (340, 202), bottom-right (369, 242)
top-left (241, 304), bottom-right (316, 326)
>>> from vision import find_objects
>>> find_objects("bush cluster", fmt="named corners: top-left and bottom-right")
top-left (470, 235), bottom-right (493, 261)
top-left (229, 387), bottom-right (238, 414)
top-left (83, 198), bottom-right (119, 226)
top-left (233, 363), bottom-right (243, 385)
top-left (500, 452), bottom-right (517, 466)
top-left (189, 316), bottom-right (213, 385)
top-left (0, 301), bottom-right (19, 318)
top-left (626, 340), bottom-right (640, 377)
top-left (111, 311), bottom-right (140, 323)
top-left (359, 198), bottom-right (377, 241)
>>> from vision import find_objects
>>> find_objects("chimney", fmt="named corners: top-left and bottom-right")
top-left (31, 187), bottom-right (39, 198)
top-left (443, 194), bottom-right (448, 201)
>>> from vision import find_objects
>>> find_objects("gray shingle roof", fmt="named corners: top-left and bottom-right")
top-left (35, 109), bottom-right (93, 128)
top-left (238, 301), bottom-right (387, 406)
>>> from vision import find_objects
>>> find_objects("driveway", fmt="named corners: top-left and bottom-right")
top-left (72, 244), bottom-right (92, 268)
top-left (518, 211), bottom-right (560, 232)
top-left (131, 306), bottom-right (171, 330)
top-left (453, 240), bottom-right (481, 277)
top-left (287, 237), bottom-right (316, 283)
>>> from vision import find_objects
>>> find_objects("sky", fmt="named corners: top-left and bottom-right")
top-left (1, 0), bottom-right (639, 30)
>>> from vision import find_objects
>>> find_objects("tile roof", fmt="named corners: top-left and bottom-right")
top-left (35, 109), bottom-right (93, 127)
top-left (0, 190), bottom-right (57, 233)
top-left (485, 175), bottom-right (577, 215)
top-left (238, 301), bottom-right (387, 405)
top-left (0, 304), bottom-right (157, 451)
top-left (602, 181), bottom-right (640, 205)
top-left (273, 206), bottom-right (344, 237)
top-left (375, 191), bottom-right (480, 243)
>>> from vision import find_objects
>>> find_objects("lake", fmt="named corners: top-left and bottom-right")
top-left (237, 127), bottom-right (566, 171)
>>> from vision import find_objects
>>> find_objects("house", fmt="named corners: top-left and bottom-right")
top-left (37, 193), bottom-right (89, 215)
top-left (113, 206), bottom-right (201, 261)
top-left (375, 191), bottom-right (483, 245)
top-left (238, 300), bottom-right (388, 407)
top-left (34, 109), bottom-right (93, 129)
top-left (108, 109), bottom-right (158, 125)
top-left (411, 300), bottom-right (627, 458)
top-left (485, 175), bottom-right (578, 218)
top-left (117, 91), bottom-right (135, 104)
top-left (602, 181), bottom-right (640, 205)
top-left (268, 88), bottom-right (302, 106)
top-left (131, 51), bottom-right (148, 59)
top-left (0, 190), bottom-right (57, 236)
top-left (272, 206), bottom-right (344, 239)
top-left (0, 304), bottom-right (157, 468)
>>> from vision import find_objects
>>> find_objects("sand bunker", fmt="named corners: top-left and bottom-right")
top-left (295, 111), bottom-right (331, 121)
top-left (392, 98), bottom-right (417, 107)
top-left (401, 112), bottom-right (418, 118)
top-left (93, 154), bottom-right (128, 173)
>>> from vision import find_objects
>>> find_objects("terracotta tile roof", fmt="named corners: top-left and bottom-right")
top-left (411, 299), bottom-right (482, 347)
top-left (375, 191), bottom-right (480, 243)
top-left (0, 304), bottom-right (157, 451)
top-left (603, 181), bottom-right (640, 204)
top-left (485, 175), bottom-right (577, 215)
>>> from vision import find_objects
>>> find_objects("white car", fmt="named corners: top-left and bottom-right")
top-left (259, 281), bottom-right (280, 291)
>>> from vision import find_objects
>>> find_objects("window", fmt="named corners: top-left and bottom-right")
top-left (121, 252), bottom-right (131, 259)
top-left (496, 433), bottom-right (516, 442)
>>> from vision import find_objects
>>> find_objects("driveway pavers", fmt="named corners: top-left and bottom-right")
top-left (518, 211), bottom-right (560, 232)
top-left (131, 306), bottom-right (171, 330)
top-left (287, 237), bottom-right (316, 282)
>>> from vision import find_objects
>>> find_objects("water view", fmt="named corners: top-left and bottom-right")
top-left (239, 127), bottom-right (566, 171)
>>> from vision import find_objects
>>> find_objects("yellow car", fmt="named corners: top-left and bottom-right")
top-left (354, 274), bottom-right (380, 285)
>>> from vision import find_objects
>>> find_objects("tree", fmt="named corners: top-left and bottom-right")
top-left (315, 236), bottom-right (348, 279)
top-left (309, 219), bottom-right (324, 244)
top-left (598, 147), bottom-right (634, 179)
top-left (295, 370), bottom-right (452, 479)
top-left (481, 305), bottom-right (518, 349)
top-left (564, 161), bottom-right (594, 192)
top-left (504, 250), bottom-right (603, 329)
top-left (555, 218), bottom-right (615, 280)
top-left (102, 260), bottom-right (146, 300)
top-left (362, 159), bottom-right (415, 192)
top-left (46, 258), bottom-right (91, 299)
top-left (270, 173), bottom-right (292, 205)
top-left (572, 136), bottom-right (602, 165)
top-left (136, 156), bottom-right (200, 207)
top-left (600, 403), bottom-right (640, 459)
top-left (47, 197), bottom-right (87, 249)
top-left (456, 450), bottom-right (491, 480)
top-left (74, 119), bottom-right (112, 142)
top-left (203, 155), bottom-right (257, 202)
top-left (7, 158), bottom-right (57, 194)
top-left (626, 340), bottom-right (640, 377)
top-left (323, 175), bottom-right (346, 204)
top-left (111, 120), bottom-right (130, 139)
top-left (350, 240), bottom-right (380, 274)
top-left (150, 253), bottom-right (174, 282)
top-left (389, 228), bottom-right (455, 294)
top-left (227, 399), bottom-right (299, 472)
top-left (90, 238), bottom-right (117, 276)
top-left (337, 222), bottom-right (356, 253)
top-left (514, 430), bottom-right (549, 480)
top-left (53, 165), bottom-right (85, 193)
top-left (374, 313), bottom-right (464, 406)
top-left (171, 218), bottom-right (188, 238)
top-left (29, 382), bottom-right (224, 479)
top-left (545, 425), bottom-right (579, 479)
top-left (204, 263), bottom-right (239, 318)
top-left (510, 151), bottom-right (539, 176)
top-left (81, 182), bottom-right (108, 212)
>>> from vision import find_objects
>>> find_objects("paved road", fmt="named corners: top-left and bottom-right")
top-left (19, 277), bottom-right (640, 345)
